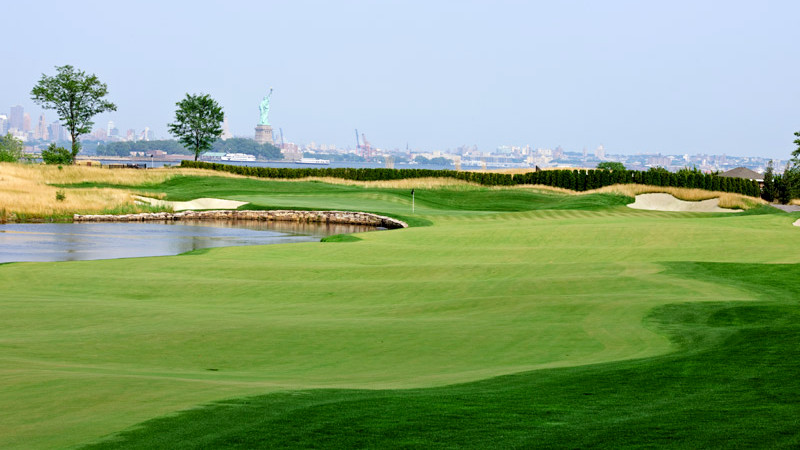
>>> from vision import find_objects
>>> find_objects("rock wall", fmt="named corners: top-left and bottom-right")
top-left (73, 210), bottom-right (408, 229)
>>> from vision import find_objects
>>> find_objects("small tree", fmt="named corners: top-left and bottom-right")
top-left (167, 93), bottom-right (224, 161)
top-left (793, 131), bottom-right (800, 162)
top-left (41, 143), bottom-right (73, 165)
top-left (31, 65), bottom-right (117, 163)
top-left (0, 133), bottom-right (24, 162)
top-left (596, 161), bottom-right (625, 171)
top-left (761, 160), bottom-right (776, 202)
top-left (787, 130), bottom-right (800, 201)
top-left (775, 173), bottom-right (791, 204)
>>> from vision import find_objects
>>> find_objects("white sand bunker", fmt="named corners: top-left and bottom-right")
top-left (794, 219), bottom-right (800, 227)
top-left (134, 196), bottom-right (247, 211)
top-left (627, 193), bottom-right (740, 213)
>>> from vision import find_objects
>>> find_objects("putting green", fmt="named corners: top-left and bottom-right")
top-left (0, 177), bottom-right (797, 448)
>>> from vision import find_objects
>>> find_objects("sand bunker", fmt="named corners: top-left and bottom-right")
top-left (134, 196), bottom-right (247, 211)
top-left (627, 193), bottom-right (740, 213)
top-left (793, 219), bottom-right (800, 227)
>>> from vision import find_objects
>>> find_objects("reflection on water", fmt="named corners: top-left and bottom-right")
top-left (0, 220), bottom-right (377, 263)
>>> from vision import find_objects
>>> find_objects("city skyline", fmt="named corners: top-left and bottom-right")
top-left (3, 1), bottom-right (799, 159)
top-left (0, 101), bottom-right (793, 168)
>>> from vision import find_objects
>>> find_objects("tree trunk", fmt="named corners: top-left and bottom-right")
top-left (70, 134), bottom-right (79, 165)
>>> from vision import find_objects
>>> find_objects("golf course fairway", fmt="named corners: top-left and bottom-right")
top-left (1, 176), bottom-right (799, 448)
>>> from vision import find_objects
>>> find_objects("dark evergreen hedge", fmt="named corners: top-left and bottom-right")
top-left (180, 161), bottom-right (761, 198)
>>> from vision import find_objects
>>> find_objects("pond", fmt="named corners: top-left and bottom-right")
top-left (0, 221), bottom-right (376, 263)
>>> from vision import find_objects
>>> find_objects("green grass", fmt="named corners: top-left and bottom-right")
top-left (84, 264), bottom-right (800, 448)
top-left (1, 175), bottom-right (799, 448)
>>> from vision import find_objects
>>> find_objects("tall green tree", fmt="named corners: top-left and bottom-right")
top-left (30, 65), bottom-right (117, 163)
top-left (761, 160), bottom-right (775, 202)
top-left (793, 131), bottom-right (800, 162)
top-left (775, 171), bottom-right (791, 204)
top-left (167, 93), bottom-right (224, 161)
top-left (0, 133), bottom-right (24, 162)
top-left (784, 131), bottom-right (800, 201)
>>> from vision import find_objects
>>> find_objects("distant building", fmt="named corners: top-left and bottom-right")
top-left (22, 113), bottom-right (31, 132)
top-left (107, 120), bottom-right (119, 138)
top-left (9, 105), bottom-right (24, 130)
top-left (48, 121), bottom-right (64, 141)
top-left (595, 145), bottom-right (605, 159)
top-left (646, 155), bottom-right (671, 167)
top-left (719, 167), bottom-right (764, 188)
top-left (0, 114), bottom-right (7, 135)
top-left (35, 114), bottom-right (48, 140)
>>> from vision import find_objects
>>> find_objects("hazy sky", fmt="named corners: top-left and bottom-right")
top-left (3, 1), bottom-right (799, 158)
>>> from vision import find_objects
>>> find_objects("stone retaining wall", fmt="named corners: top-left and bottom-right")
top-left (73, 210), bottom-right (408, 229)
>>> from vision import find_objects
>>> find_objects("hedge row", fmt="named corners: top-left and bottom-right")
top-left (180, 161), bottom-right (761, 198)
top-left (514, 169), bottom-right (761, 197)
top-left (180, 161), bottom-right (518, 186)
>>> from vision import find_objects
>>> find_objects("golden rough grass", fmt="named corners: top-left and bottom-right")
top-left (588, 184), bottom-right (766, 209)
top-left (507, 183), bottom-right (762, 209)
top-left (0, 163), bottom-right (233, 221)
top-left (294, 176), bottom-right (479, 189)
top-left (0, 183), bottom-right (133, 219)
top-left (505, 184), bottom-right (577, 195)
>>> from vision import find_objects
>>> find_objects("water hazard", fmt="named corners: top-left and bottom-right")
top-left (0, 220), bottom-right (376, 263)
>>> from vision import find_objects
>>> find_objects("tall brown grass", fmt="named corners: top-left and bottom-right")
top-left (0, 163), bottom-right (231, 221)
top-left (295, 176), bottom-right (480, 189)
top-left (505, 184), bottom-right (577, 195)
top-left (509, 183), bottom-right (763, 209)
top-left (588, 184), bottom-right (766, 209)
top-left (0, 163), bottom-right (234, 186)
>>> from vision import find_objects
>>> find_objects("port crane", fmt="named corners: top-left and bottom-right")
top-left (354, 129), bottom-right (373, 161)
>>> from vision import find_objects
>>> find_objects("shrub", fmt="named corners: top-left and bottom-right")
top-left (41, 143), bottom-right (73, 165)
top-left (0, 133), bottom-right (24, 162)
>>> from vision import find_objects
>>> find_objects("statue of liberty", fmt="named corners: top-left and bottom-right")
top-left (259, 88), bottom-right (273, 126)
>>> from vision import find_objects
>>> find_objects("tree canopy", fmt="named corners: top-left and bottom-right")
top-left (0, 133), bottom-right (24, 162)
top-left (596, 161), bottom-right (625, 171)
top-left (167, 93), bottom-right (224, 161)
top-left (31, 65), bottom-right (117, 163)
